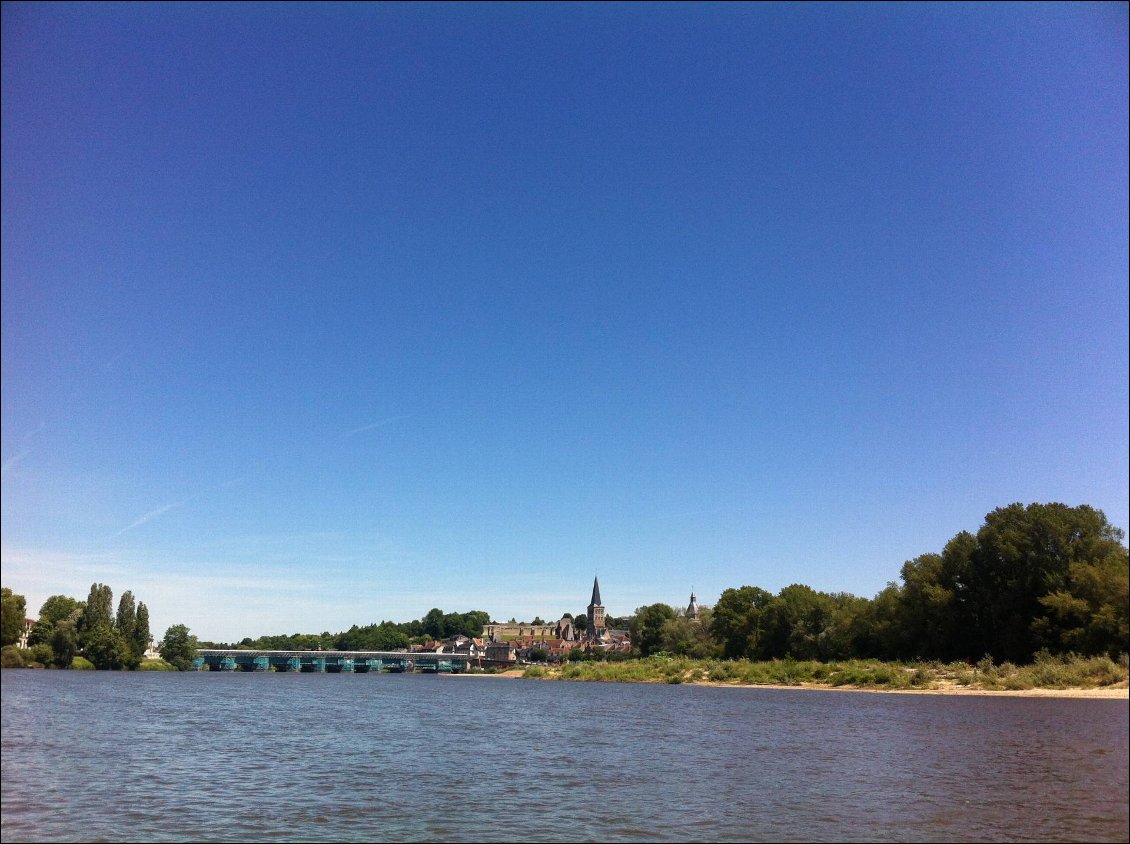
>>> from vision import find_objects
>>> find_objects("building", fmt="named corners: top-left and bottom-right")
top-left (685, 591), bottom-right (700, 621)
top-left (482, 616), bottom-right (577, 643)
top-left (586, 576), bottom-right (605, 640)
top-left (17, 618), bottom-right (35, 650)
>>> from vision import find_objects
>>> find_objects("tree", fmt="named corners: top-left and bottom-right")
top-left (961, 503), bottom-right (1127, 663)
top-left (114, 591), bottom-right (141, 669)
top-left (133, 602), bottom-right (152, 662)
top-left (761, 584), bottom-right (837, 661)
top-left (79, 583), bottom-right (113, 649)
top-left (660, 607), bottom-right (716, 658)
top-left (50, 620), bottom-right (79, 668)
top-left (630, 603), bottom-right (677, 657)
top-left (574, 613), bottom-right (588, 632)
top-left (28, 595), bottom-right (82, 647)
top-left (84, 624), bottom-right (131, 670)
top-left (1, 587), bottom-right (27, 647)
top-left (159, 624), bottom-right (199, 671)
top-left (422, 608), bottom-right (446, 639)
top-left (711, 586), bottom-right (773, 659)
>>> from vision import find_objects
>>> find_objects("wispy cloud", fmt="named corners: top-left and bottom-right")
top-left (1, 450), bottom-right (31, 476)
top-left (110, 502), bottom-right (184, 538)
top-left (2, 422), bottom-right (46, 476)
top-left (344, 415), bottom-right (411, 437)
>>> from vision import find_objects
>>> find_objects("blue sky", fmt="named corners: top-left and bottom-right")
top-left (3, 3), bottom-right (1127, 643)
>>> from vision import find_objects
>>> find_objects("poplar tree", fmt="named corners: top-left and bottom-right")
top-left (133, 602), bottom-right (151, 660)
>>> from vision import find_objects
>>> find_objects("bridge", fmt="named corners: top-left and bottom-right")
top-left (192, 649), bottom-right (474, 673)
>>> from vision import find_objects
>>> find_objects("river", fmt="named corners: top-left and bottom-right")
top-left (1, 670), bottom-right (1126, 842)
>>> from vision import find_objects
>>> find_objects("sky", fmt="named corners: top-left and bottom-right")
top-left (2, 3), bottom-right (1127, 644)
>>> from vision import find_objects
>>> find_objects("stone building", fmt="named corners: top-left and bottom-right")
top-left (586, 576), bottom-right (606, 641)
top-left (685, 591), bottom-right (700, 621)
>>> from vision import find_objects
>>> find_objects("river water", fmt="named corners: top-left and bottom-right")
top-left (1, 670), bottom-right (1126, 842)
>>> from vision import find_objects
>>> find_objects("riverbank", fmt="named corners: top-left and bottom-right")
top-left (461, 654), bottom-right (1129, 698)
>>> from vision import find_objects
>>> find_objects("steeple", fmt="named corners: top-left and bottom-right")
top-left (686, 590), bottom-right (700, 621)
top-left (587, 576), bottom-right (605, 635)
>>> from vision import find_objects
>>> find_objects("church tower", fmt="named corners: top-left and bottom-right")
top-left (587, 576), bottom-right (605, 635)
top-left (685, 590), bottom-right (700, 621)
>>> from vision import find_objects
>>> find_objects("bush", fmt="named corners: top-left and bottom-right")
top-left (1, 645), bottom-right (24, 668)
top-left (139, 658), bottom-right (176, 671)
top-left (70, 656), bottom-right (95, 670)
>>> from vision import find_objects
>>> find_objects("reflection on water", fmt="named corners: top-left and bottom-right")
top-left (2, 670), bottom-right (1127, 842)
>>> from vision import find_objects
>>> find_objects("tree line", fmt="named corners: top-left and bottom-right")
top-left (2, 583), bottom-right (157, 669)
top-left (5, 502), bottom-right (1125, 671)
top-left (630, 503), bottom-right (1128, 665)
top-left (201, 608), bottom-right (494, 652)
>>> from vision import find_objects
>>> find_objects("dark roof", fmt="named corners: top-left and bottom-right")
top-left (590, 576), bottom-right (602, 607)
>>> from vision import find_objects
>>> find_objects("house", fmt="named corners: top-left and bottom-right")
top-left (485, 641), bottom-right (517, 664)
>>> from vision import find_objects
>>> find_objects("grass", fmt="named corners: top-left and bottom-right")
top-left (520, 653), bottom-right (1129, 691)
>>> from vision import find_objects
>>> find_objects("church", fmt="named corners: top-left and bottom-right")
top-left (481, 576), bottom-right (613, 644)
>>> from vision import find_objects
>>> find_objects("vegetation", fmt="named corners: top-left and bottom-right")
top-left (2, 502), bottom-right (1125, 687)
top-left (158, 624), bottom-right (199, 671)
top-left (627, 504), bottom-right (1127, 667)
top-left (201, 607), bottom-right (492, 652)
top-left (0, 582), bottom-right (197, 672)
top-left (1, 588), bottom-right (28, 647)
top-left (522, 652), bottom-right (1128, 691)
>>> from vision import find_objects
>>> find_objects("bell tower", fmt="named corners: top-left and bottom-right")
top-left (587, 576), bottom-right (605, 635)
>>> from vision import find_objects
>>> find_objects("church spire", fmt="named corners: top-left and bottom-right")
top-left (587, 576), bottom-right (606, 636)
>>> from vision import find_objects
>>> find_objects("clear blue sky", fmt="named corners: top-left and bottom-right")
top-left (3, 3), bottom-right (1127, 643)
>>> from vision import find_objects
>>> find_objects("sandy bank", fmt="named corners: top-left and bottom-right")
top-left (448, 670), bottom-right (1128, 698)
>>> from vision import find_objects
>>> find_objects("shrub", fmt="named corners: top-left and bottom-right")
top-left (70, 656), bottom-right (95, 670)
top-left (1, 645), bottom-right (23, 668)
top-left (139, 659), bottom-right (176, 671)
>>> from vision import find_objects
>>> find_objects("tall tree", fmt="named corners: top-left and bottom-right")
top-left (630, 603), bottom-right (677, 657)
top-left (115, 591), bottom-right (140, 668)
top-left (50, 620), bottom-right (79, 668)
top-left (711, 586), bottom-right (774, 659)
top-left (965, 503), bottom-right (1127, 663)
top-left (79, 583), bottom-right (114, 648)
top-left (28, 595), bottom-right (83, 647)
top-left (1, 588), bottom-right (27, 647)
top-left (115, 591), bottom-right (136, 637)
top-left (159, 624), bottom-right (199, 671)
top-left (133, 602), bottom-right (152, 661)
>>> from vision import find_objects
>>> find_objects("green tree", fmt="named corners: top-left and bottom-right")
top-left (1034, 541), bottom-right (1129, 658)
top-left (660, 607), bottom-right (716, 658)
top-left (159, 624), bottom-right (199, 671)
top-left (1, 588), bottom-right (27, 647)
top-left (114, 591), bottom-right (141, 669)
top-left (27, 595), bottom-right (83, 647)
top-left (84, 623), bottom-right (131, 670)
top-left (574, 613), bottom-right (588, 632)
top-left (26, 642), bottom-right (54, 666)
top-left (78, 583), bottom-right (114, 649)
top-left (963, 503), bottom-right (1127, 663)
top-left (50, 620), bottom-right (79, 668)
top-left (422, 608), bottom-right (446, 639)
top-left (133, 602), bottom-right (152, 662)
top-left (761, 584), bottom-right (837, 660)
top-left (630, 603), bottom-right (677, 657)
top-left (711, 586), bottom-right (774, 659)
